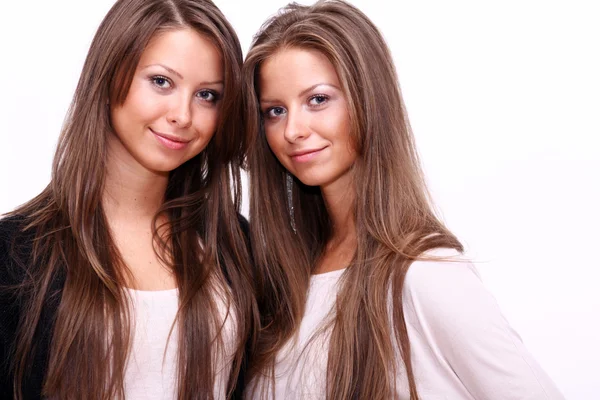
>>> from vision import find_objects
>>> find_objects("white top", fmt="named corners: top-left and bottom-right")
top-left (124, 288), bottom-right (179, 400)
top-left (247, 249), bottom-right (564, 400)
top-left (124, 277), bottom-right (237, 400)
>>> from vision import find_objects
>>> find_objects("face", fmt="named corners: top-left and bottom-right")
top-left (259, 47), bottom-right (356, 190)
top-left (110, 28), bottom-right (223, 175)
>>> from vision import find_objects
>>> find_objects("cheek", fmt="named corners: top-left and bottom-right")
top-left (190, 108), bottom-right (220, 153)
top-left (265, 130), bottom-right (286, 161)
top-left (334, 110), bottom-right (354, 153)
top-left (343, 147), bottom-right (358, 168)
top-left (328, 112), bottom-right (356, 166)
top-left (116, 83), bottom-right (164, 127)
top-left (193, 107), bottom-right (219, 134)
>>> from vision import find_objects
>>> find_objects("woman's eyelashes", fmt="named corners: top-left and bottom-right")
top-left (264, 106), bottom-right (286, 120)
top-left (263, 93), bottom-right (331, 120)
top-left (148, 75), bottom-right (220, 104)
top-left (196, 89), bottom-right (220, 103)
top-left (308, 94), bottom-right (329, 107)
top-left (150, 75), bottom-right (172, 90)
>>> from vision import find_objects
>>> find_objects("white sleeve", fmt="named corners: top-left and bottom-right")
top-left (402, 253), bottom-right (565, 400)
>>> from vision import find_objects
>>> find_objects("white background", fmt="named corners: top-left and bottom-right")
top-left (1, 1), bottom-right (598, 398)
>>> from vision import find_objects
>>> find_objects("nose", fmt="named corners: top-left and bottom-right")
top-left (283, 108), bottom-right (309, 143)
top-left (166, 94), bottom-right (192, 129)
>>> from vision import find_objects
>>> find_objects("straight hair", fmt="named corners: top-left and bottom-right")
top-left (5, 0), bottom-right (256, 398)
top-left (243, 1), bottom-right (462, 398)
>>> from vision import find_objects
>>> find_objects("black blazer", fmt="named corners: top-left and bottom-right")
top-left (1, 215), bottom-right (60, 399)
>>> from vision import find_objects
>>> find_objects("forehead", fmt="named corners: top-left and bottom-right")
top-left (258, 47), bottom-right (340, 97)
top-left (139, 28), bottom-right (223, 79)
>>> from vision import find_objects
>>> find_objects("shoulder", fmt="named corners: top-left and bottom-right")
top-left (0, 214), bottom-right (27, 261)
top-left (400, 253), bottom-right (565, 398)
top-left (403, 247), bottom-right (482, 300)
top-left (0, 214), bottom-right (33, 285)
top-left (401, 248), bottom-right (499, 333)
top-left (1, 215), bottom-right (53, 400)
top-left (0, 214), bottom-right (26, 244)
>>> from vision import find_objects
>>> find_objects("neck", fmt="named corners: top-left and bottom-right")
top-left (320, 176), bottom-right (356, 244)
top-left (313, 176), bottom-right (357, 274)
top-left (103, 135), bottom-right (168, 221)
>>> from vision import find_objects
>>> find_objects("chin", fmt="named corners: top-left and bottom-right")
top-left (294, 173), bottom-right (328, 188)
top-left (143, 156), bottom-right (189, 174)
top-left (294, 168), bottom-right (353, 190)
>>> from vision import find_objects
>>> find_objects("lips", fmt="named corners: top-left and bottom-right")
top-left (290, 147), bottom-right (326, 162)
top-left (150, 128), bottom-right (191, 150)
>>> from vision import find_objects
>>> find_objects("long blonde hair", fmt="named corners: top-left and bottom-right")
top-left (5, 0), bottom-right (256, 398)
top-left (243, 1), bottom-right (462, 398)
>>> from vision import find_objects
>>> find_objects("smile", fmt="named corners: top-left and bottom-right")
top-left (290, 147), bottom-right (326, 163)
top-left (150, 129), bottom-right (191, 150)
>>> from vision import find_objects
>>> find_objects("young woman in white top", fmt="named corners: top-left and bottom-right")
top-left (0, 0), bottom-right (256, 399)
top-left (242, 1), bottom-right (564, 399)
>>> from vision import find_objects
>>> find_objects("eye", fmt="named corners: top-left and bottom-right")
top-left (151, 75), bottom-right (171, 89)
top-left (196, 89), bottom-right (219, 103)
top-left (265, 106), bottom-right (286, 119)
top-left (308, 94), bottom-right (329, 107)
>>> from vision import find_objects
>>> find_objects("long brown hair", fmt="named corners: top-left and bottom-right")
top-left (5, 0), bottom-right (256, 399)
top-left (243, 1), bottom-right (462, 398)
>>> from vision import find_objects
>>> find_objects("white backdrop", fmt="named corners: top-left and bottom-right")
top-left (1, 1), bottom-right (598, 398)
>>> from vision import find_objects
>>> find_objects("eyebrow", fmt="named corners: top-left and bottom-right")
top-left (141, 63), bottom-right (224, 86)
top-left (260, 83), bottom-right (341, 105)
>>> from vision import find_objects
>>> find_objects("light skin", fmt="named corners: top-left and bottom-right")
top-left (259, 47), bottom-right (357, 274)
top-left (104, 28), bottom-right (223, 290)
